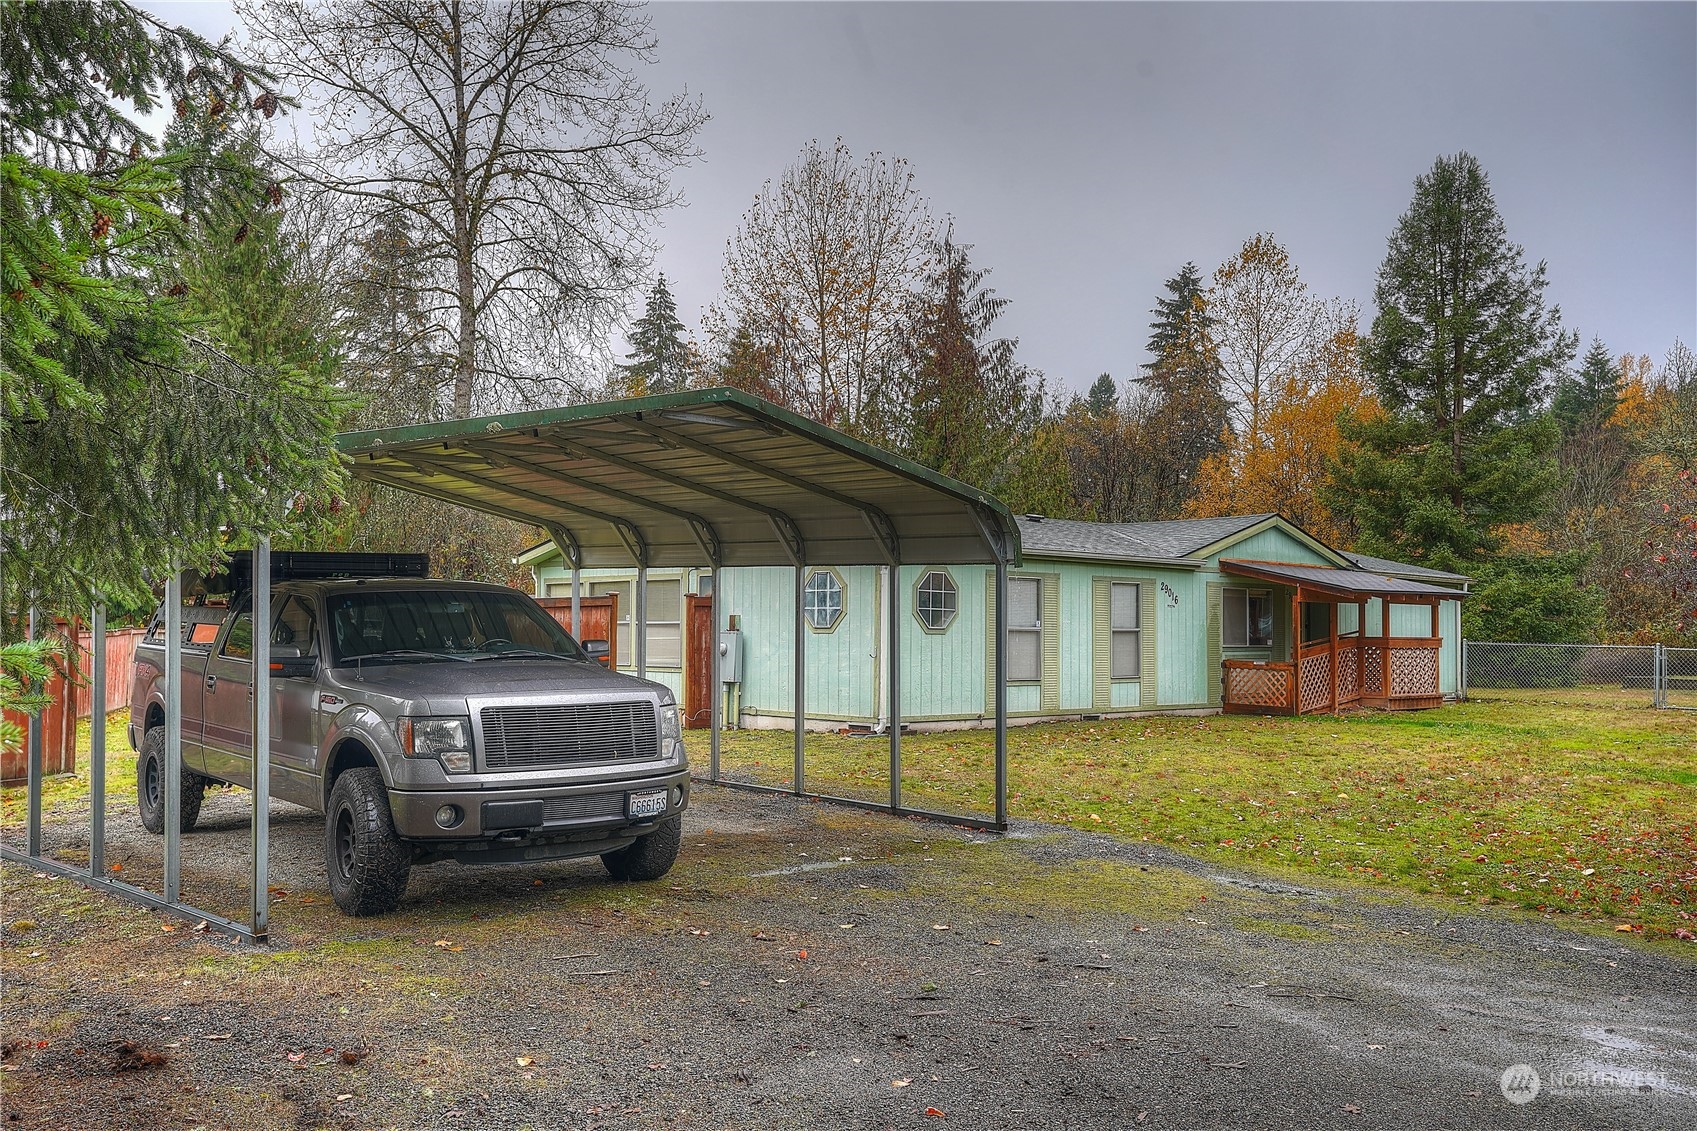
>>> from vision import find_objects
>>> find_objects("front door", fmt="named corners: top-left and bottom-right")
top-left (684, 594), bottom-right (714, 729)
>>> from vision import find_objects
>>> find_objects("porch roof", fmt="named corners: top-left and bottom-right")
top-left (1219, 559), bottom-right (1469, 601)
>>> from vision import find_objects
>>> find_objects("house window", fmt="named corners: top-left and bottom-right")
top-left (915, 570), bottom-right (958, 632)
top-left (1007, 576), bottom-right (1042, 682)
top-left (590, 578), bottom-right (683, 667)
top-left (803, 569), bottom-right (845, 631)
top-left (1222, 587), bottom-right (1273, 647)
top-left (1111, 583), bottom-right (1140, 679)
top-left (645, 578), bottom-right (683, 666)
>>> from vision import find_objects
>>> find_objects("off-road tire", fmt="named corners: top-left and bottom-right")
top-left (137, 726), bottom-right (206, 835)
top-left (324, 767), bottom-right (411, 916)
top-left (601, 815), bottom-right (682, 882)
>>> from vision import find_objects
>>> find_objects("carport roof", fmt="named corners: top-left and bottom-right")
top-left (336, 388), bottom-right (1021, 570)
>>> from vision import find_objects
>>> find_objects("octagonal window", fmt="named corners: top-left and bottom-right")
top-left (803, 568), bottom-right (845, 631)
top-left (915, 570), bottom-right (958, 633)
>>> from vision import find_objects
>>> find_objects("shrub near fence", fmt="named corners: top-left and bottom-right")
top-left (0, 626), bottom-right (144, 782)
top-left (1463, 641), bottom-right (1691, 709)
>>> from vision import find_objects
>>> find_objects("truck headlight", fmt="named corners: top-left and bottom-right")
top-left (399, 716), bottom-right (473, 772)
top-left (658, 698), bottom-right (683, 761)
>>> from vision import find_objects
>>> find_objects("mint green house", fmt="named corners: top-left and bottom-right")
top-left (522, 512), bottom-right (1468, 729)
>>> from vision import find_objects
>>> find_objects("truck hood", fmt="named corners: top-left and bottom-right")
top-left (325, 658), bottom-right (665, 703)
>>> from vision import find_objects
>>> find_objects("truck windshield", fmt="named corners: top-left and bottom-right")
top-left (328, 589), bottom-right (590, 665)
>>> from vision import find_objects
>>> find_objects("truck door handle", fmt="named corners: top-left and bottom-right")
top-left (205, 674), bottom-right (217, 691)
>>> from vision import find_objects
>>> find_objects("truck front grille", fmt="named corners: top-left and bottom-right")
top-left (479, 701), bottom-right (658, 770)
top-left (541, 794), bottom-right (627, 823)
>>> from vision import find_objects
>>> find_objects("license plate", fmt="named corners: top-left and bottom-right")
top-left (627, 789), bottom-right (667, 819)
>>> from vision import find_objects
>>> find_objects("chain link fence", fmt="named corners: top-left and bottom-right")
top-left (1463, 641), bottom-right (1697, 709)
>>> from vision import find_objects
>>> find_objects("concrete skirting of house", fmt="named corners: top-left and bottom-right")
top-left (729, 705), bottom-right (1224, 733)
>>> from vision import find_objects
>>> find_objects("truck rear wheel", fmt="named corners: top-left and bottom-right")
top-left (601, 815), bottom-right (682, 882)
top-left (137, 727), bottom-right (206, 835)
top-left (324, 767), bottom-right (411, 916)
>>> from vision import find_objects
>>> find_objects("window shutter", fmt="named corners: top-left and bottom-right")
top-left (1139, 579), bottom-right (1158, 708)
top-left (1092, 578), bottom-right (1111, 710)
top-left (1206, 582), bottom-right (1224, 706)
top-left (1041, 573), bottom-right (1061, 713)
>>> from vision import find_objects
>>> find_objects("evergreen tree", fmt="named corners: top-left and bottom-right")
top-left (339, 202), bottom-right (448, 428)
top-left (1086, 372), bottom-right (1117, 416)
top-left (1552, 337), bottom-right (1622, 439)
top-left (2, 0), bottom-right (345, 623)
top-left (1135, 264), bottom-right (1230, 517)
top-left (901, 227), bottom-right (1046, 493)
top-left (1327, 152), bottom-right (1575, 568)
top-left (614, 274), bottom-right (691, 396)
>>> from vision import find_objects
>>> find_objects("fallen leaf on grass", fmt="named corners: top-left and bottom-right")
top-left (1615, 924), bottom-right (1641, 933)
top-left (925, 1108), bottom-right (947, 1118)
top-left (339, 1049), bottom-right (368, 1065)
top-left (893, 1077), bottom-right (912, 1088)
top-left (159, 923), bottom-right (176, 933)
top-left (335, 1093), bottom-right (352, 1102)
top-left (932, 924), bottom-right (951, 931)
top-left (287, 1052), bottom-right (306, 1063)
top-left (516, 1057), bottom-right (535, 1067)
top-left (1343, 1103), bottom-right (1361, 1114)
top-left (203, 1034), bottom-right (232, 1041)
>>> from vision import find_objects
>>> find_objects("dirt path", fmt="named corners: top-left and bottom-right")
top-left (2, 784), bottom-right (1693, 1129)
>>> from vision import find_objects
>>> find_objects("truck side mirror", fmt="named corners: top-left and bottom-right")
top-left (269, 644), bottom-right (318, 678)
top-left (581, 639), bottom-right (612, 668)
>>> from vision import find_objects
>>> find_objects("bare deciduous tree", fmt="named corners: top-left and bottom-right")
top-left (707, 138), bottom-right (931, 436)
top-left (1209, 233), bottom-right (1320, 447)
top-left (239, 0), bottom-right (706, 416)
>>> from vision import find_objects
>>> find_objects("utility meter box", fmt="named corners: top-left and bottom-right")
top-left (718, 630), bottom-right (742, 683)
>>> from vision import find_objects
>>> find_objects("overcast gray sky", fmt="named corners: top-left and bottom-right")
top-left (149, 1), bottom-right (1695, 395)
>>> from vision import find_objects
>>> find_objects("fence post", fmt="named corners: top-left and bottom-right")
top-left (1655, 643), bottom-right (1665, 709)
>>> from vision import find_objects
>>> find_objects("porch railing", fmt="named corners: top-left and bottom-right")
top-left (1223, 634), bottom-right (1442, 715)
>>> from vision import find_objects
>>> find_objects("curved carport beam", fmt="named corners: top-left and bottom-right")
top-left (464, 442), bottom-right (723, 568)
top-left (620, 416), bottom-right (900, 568)
top-left (386, 451), bottom-right (652, 569)
top-left (540, 432), bottom-right (807, 568)
top-left (361, 466), bottom-right (577, 530)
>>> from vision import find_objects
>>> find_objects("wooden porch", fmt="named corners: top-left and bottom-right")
top-left (1217, 559), bottom-right (1453, 716)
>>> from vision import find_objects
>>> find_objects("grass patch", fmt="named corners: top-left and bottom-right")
top-left (690, 697), bottom-right (1697, 941)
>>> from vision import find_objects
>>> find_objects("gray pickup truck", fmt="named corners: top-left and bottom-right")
top-left (128, 553), bottom-right (690, 915)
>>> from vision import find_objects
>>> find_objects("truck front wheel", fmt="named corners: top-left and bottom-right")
top-left (601, 815), bottom-right (682, 882)
top-left (137, 727), bottom-right (206, 835)
top-left (324, 767), bottom-right (411, 916)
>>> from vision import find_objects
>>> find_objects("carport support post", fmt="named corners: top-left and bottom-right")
top-left (709, 585), bottom-right (721, 782)
top-left (90, 602), bottom-right (106, 878)
top-left (888, 565), bottom-right (902, 813)
top-left (571, 566), bottom-right (581, 638)
top-left (994, 558), bottom-right (1008, 829)
top-left (251, 538), bottom-right (271, 938)
top-left (793, 564), bottom-right (805, 796)
top-left (635, 565), bottom-right (648, 680)
top-left (164, 563), bottom-right (182, 902)
top-left (25, 607), bottom-right (41, 857)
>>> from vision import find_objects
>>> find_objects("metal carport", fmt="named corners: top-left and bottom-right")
top-left (337, 387), bottom-right (1024, 829)
top-left (5, 388), bottom-right (1020, 943)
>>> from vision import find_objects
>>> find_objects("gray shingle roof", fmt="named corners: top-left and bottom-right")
top-left (1014, 513), bottom-right (1275, 562)
top-left (1340, 551), bottom-right (1471, 583)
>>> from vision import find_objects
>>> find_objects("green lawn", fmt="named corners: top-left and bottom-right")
top-left (7, 701), bottom-right (1694, 945)
top-left (688, 696), bottom-right (1697, 943)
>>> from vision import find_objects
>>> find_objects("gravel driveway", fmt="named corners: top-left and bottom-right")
top-left (2, 780), bottom-right (1693, 1130)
